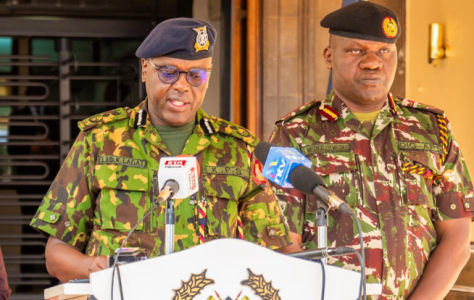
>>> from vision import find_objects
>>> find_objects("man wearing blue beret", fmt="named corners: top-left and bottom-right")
top-left (272, 1), bottom-right (473, 299)
top-left (31, 18), bottom-right (291, 282)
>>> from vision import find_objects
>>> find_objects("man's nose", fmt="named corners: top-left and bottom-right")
top-left (359, 53), bottom-right (382, 70)
top-left (171, 72), bottom-right (190, 92)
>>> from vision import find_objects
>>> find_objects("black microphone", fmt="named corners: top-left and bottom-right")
top-left (255, 142), bottom-right (353, 215)
top-left (289, 165), bottom-right (354, 215)
top-left (156, 180), bottom-right (179, 204)
top-left (288, 246), bottom-right (355, 260)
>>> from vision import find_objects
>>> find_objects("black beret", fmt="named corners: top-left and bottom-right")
top-left (136, 18), bottom-right (217, 60)
top-left (321, 1), bottom-right (400, 44)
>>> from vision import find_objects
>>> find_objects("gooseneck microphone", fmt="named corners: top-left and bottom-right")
top-left (288, 246), bottom-right (355, 260)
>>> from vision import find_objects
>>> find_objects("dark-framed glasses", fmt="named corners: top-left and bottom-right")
top-left (147, 59), bottom-right (211, 87)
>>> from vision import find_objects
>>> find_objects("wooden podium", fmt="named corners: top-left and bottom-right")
top-left (46, 239), bottom-right (382, 299)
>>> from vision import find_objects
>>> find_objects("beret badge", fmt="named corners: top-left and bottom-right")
top-left (194, 26), bottom-right (210, 53)
top-left (382, 17), bottom-right (398, 38)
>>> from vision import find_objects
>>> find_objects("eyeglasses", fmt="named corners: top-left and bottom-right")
top-left (146, 59), bottom-right (211, 87)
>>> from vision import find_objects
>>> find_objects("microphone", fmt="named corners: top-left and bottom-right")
top-left (158, 156), bottom-right (199, 200)
top-left (156, 180), bottom-right (179, 204)
top-left (255, 142), bottom-right (353, 215)
top-left (288, 246), bottom-right (355, 260)
top-left (254, 142), bottom-right (312, 188)
top-left (289, 165), bottom-right (353, 215)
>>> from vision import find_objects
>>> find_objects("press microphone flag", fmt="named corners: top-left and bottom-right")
top-left (158, 156), bottom-right (199, 199)
top-left (256, 142), bottom-right (312, 188)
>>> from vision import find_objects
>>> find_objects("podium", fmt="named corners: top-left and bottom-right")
top-left (46, 239), bottom-right (382, 299)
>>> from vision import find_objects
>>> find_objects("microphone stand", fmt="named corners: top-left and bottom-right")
top-left (316, 202), bottom-right (329, 264)
top-left (165, 198), bottom-right (175, 255)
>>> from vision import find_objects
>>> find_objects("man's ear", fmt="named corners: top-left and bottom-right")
top-left (323, 47), bottom-right (332, 69)
top-left (141, 58), bottom-right (147, 83)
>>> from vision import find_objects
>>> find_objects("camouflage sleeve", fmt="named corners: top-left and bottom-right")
top-left (239, 145), bottom-right (292, 250)
top-left (29, 132), bottom-right (95, 251)
top-left (432, 118), bottom-right (474, 221)
top-left (268, 125), bottom-right (308, 238)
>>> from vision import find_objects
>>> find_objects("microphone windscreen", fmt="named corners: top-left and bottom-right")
top-left (254, 142), bottom-right (273, 164)
top-left (289, 165), bottom-right (325, 195)
top-left (165, 180), bottom-right (180, 195)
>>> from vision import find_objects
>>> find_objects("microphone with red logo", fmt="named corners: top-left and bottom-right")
top-left (157, 156), bottom-right (199, 203)
top-left (158, 156), bottom-right (199, 255)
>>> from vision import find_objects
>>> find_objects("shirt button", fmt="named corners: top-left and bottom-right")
top-left (257, 233), bottom-right (263, 238)
top-left (49, 215), bottom-right (56, 221)
top-left (64, 221), bottom-right (71, 227)
top-left (269, 229), bottom-right (276, 236)
top-left (465, 202), bottom-right (471, 209)
top-left (450, 204), bottom-right (457, 210)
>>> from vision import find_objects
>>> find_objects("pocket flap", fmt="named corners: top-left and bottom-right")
top-left (401, 151), bottom-right (441, 174)
top-left (38, 210), bottom-right (60, 224)
top-left (311, 152), bottom-right (357, 176)
top-left (94, 164), bottom-right (150, 192)
top-left (203, 174), bottom-right (248, 201)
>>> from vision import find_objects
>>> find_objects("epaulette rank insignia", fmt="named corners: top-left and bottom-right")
top-left (318, 105), bottom-right (340, 122)
top-left (200, 117), bottom-right (216, 135)
top-left (277, 99), bottom-right (321, 124)
top-left (133, 109), bottom-right (148, 128)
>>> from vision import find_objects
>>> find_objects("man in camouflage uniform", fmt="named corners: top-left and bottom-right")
top-left (30, 18), bottom-right (290, 282)
top-left (271, 2), bottom-right (474, 299)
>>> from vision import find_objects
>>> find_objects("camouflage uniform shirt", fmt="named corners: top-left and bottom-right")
top-left (30, 101), bottom-right (291, 258)
top-left (269, 93), bottom-right (474, 299)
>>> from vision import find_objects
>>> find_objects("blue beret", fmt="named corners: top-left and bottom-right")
top-left (321, 1), bottom-right (400, 44)
top-left (136, 18), bottom-right (217, 60)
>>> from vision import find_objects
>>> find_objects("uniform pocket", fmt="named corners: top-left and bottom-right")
top-left (400, 150), bottom-right (440, 207)
top-left (308, 151), bottom-right (361, 209)
top-left (93, 165), bottom-right (150, 232)
top-left (203, 174), bottom-right (247, 238)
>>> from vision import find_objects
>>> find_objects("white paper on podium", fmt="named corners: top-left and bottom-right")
top-left (90, 239), bottom-right (382, 299)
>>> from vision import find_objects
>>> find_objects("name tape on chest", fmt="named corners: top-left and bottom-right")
top-left (97, 155), bottom-right (147, 169)
top-left (397, 142), bottom-right (443, 154)
top-left (204, 166), bottom-right (250, 179)
top-left (302, 143), bottom-right (351, 155)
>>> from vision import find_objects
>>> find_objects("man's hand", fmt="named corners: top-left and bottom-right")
top-left (278, 232), bottom-right (304, 253)
top-left (408, 217), bottom-right (472, 299)
top-left (85, 255), bottom-right (108, 274)
top-left (46, 236), bottom-right (107, 282)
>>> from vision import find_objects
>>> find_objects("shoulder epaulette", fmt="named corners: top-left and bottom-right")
top-left (276, 99), bottom-right (321, 124)
top-left (213, 117), bottom-right (258, 147)
top-left (78, 107), bottom-right (131, 132)
top-left (396, 97), bottom-right (445, 116)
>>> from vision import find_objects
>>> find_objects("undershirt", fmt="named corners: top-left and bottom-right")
top-left (352, 110), bottom-right (381, 133)
top-left (155, 120), bottom-right (195, 156)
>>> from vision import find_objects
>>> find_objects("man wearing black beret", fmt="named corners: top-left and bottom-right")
top-left (31, 18), bottom-right (291, 282)
top-left (271, 1), bottom-right (473, 299)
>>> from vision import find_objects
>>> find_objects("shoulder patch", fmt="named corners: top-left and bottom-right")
top-left (214, 117), bottom-right (258, 147)
top-left (78, 107), bottom-right (131, 132)
top-left (397, 97), bottom-right (445, 116)
top-left (276, 99), bottom-right (321, 124)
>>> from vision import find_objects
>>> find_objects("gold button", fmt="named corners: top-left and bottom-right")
top-left (49, 215), bottom-right (56, 221)
top-left (465, 202), bottom-right (471, 209)
top-left (450, 204), bottom-right (457, 210)
top-left (64, 221), bottom-right (71, 227)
